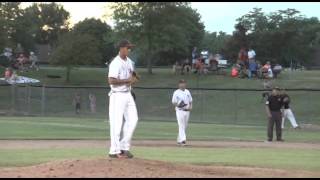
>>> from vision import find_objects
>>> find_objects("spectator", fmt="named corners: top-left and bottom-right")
top-left (273, 64), bottom-right (282, 78)
top-left (89, 93), bottom-right (97, 114)
top-left (231, 64), bottom-right (239, 77)
top-left (194, 58), bottom-right (202, 74)
top-left (73, 93), bottom-right (81, 115)
top-left (4, 68), bottom-right (13, 80)
top-left (248, 47), bottom-right (256, 61)
top-left (29, 52), bottom-right (39, 71)
top-left (17, 54), bottom-right (27, 72)
top-left (248, 59), bottom-right (258, 79)
top-left (262, 61), bottom-right (273, 79)
top-left (173, 61), bottom-right (182, 75)
top-left (182, 58), bottom-right (191, 75)
top-left (238, 47), bottom-right (248, 69)
top-left (192, 47), bottom-right (198, 68)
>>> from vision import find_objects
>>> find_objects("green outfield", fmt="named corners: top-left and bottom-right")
top-left (0, 116), bottom-right (320, 173)
top-left (0, 117), bottom-right (319, 142)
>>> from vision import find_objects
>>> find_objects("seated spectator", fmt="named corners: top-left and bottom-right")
top-left (208, 58), bottom-right (218, 71)
top-left (231, 65), bottom-right (239, 77)
top-left (4, 68), bottom-right (13, 80)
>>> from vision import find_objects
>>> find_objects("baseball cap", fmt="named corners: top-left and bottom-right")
top-left (179, 79), bottom-right (186, 84)
top-left (117, 39), bottom-right (135, 49)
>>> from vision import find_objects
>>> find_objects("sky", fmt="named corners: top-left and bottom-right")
top-left (21, 2), bottom-right (320, 35)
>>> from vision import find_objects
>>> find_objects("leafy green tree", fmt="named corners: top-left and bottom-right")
top-left (0, 2), bottom-right (23, 50)
top-left (72, 18), bottom-right (116, 65)
top-left (200, 31), bottom-right (231, 55)
top-left (50, 32), bottom-right (102, 82)
top-left (111, 2), bottom-right (204, 73)
top-left (23, 3), bottom-right (70, 46)
top-left (224, 8), bottom-right (320, 66)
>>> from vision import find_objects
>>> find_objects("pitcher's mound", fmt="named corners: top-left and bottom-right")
top-left (0, 158), bottom-right (318, 178)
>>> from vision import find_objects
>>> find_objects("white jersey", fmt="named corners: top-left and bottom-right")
top-left (172, 89), bottom-right (193, 111)
top-left (248, 50), bottom-right (256, 59)
top-left (108, 54), bottom-right (134, 92)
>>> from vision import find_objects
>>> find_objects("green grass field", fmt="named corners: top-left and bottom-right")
top-left (0, 66), bottom-right (320, 174)
top-left (0, 117), bottom-right (319, 142)
top-left (0, 116), bottom-right (319, 172)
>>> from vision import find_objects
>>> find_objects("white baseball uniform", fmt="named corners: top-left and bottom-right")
top-left (108, 54), bottom-right (138, 155)
top-left (172, 89), bottom-right (192, 143)
top-left (281, 109), bottom-right (298, 129)
top-left (281, 95), bottom-right (299, 129)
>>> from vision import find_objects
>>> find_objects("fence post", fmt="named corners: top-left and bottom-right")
top-left (11, 84), bottom-right (16, 115)
top-left (234, 89), bottom-right (238, 125)
top-left (41, 84), bottom-right (46, 116)
top-left (27, 85), bottom-right (31, 115)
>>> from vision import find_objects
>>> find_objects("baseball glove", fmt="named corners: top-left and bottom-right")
top-left (132, 71), bottom-right (140, 80)
top-left (177, 101), bottom-right (187, 108)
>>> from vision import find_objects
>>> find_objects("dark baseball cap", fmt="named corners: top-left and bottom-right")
top-left (179, 79), bottom-right (186, 84)
top-left (117, 39), bottom-right (135, 49)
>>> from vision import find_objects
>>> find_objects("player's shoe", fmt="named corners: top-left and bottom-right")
top-left (277, 139), bottom-right (285, 142)
top-left (177, 141), bottom-right (186, 146)
top-left (294, 126), bottom-right (301, 130)
top-left (121, 150), bottom-right (134, 159)
top-left (109, 153), bottom-right (127, 159)
top-left (265, 140), bottom-right (272, 143)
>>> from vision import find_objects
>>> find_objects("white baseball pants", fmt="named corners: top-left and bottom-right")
top-left (176, 110), bottom-right (190, 143)
top-left (109, 92), bottom-right (138, 155)
top-left (281, 108), bottom-right (298, 129)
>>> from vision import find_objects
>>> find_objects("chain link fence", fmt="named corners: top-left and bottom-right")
top-left (0, 84), bottom-right (319, 126)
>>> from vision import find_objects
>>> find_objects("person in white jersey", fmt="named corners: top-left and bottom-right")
top-left (172, 79), bottom-right (193, 146)
top-left (107, 39), bottom-right (139, 159)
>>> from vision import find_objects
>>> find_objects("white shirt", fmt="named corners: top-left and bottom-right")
top-left (248, 50), bottom-right (256, 59)
top-left (267, 68), bottom-right (273, 78)
top-left (172, 89), bottom-right (193, 111)
top-left (108, 54), bottom-right (134, 92)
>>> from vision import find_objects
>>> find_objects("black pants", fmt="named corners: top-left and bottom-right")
top-left (268, 111), bottom-right (282, 141)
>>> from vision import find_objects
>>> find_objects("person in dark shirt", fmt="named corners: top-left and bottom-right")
top-left (280, 89), bottom-right (300, 129)
top-left (265, 87), bottom-right (284, 142)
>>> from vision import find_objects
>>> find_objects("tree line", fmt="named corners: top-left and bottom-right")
top-left (1, 2), bottom-right (320, 79)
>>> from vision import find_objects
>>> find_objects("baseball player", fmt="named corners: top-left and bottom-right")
top-left (172, 79), bottom-right (193, 146)
top-left (107, 39), bottom-right (139, 159)
top-left (280, 89), bottom-right (300, 129)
